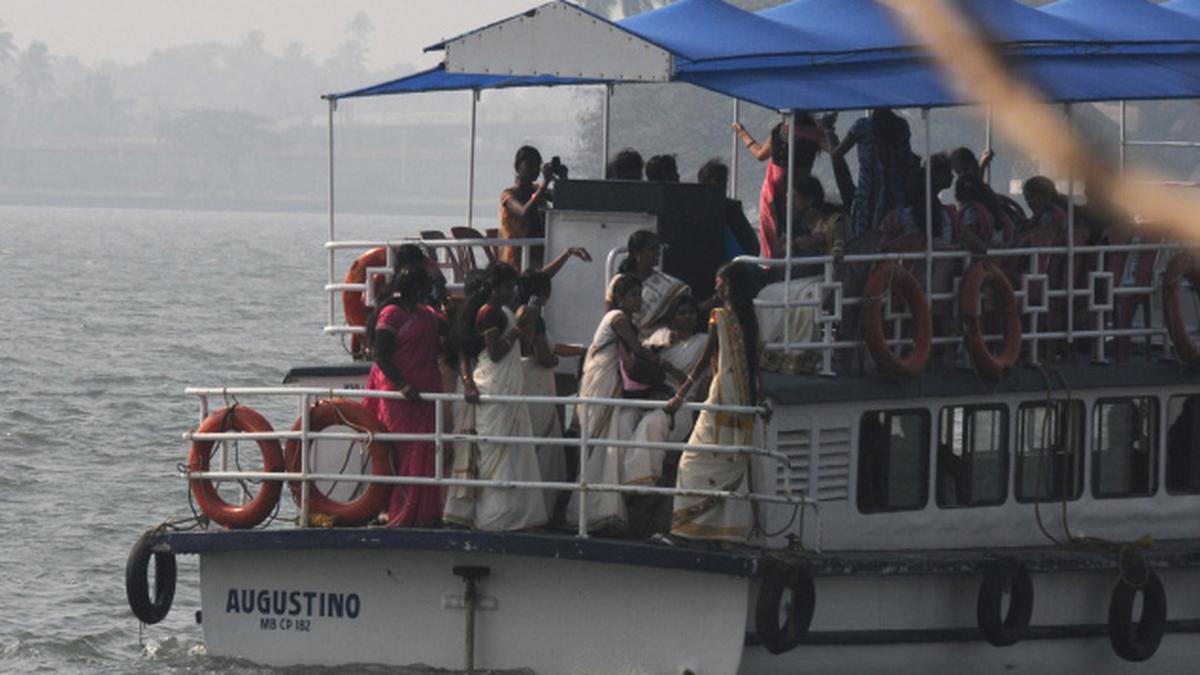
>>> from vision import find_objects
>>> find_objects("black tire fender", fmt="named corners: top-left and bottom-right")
top-left (754, 560), bottom-right (815, 655)
top-left (1108, 570), bottom-right (1167, 662)
top-left (125, 530), bottom-right (177, 625)
top-left (977, 559), bottom-right (1035, 647)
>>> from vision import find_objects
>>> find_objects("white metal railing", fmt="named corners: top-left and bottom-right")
top-left (737, 238), bottom-right (1193, 376)
top-left (324, 236), bottom-right (545, 337)
top-left (181, 386), bottom-right (820, 548)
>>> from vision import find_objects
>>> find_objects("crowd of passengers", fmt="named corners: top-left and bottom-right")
top-left (364, 233), bottom-right (765, 547)
top-left (360, 110), bottom-right (1154, 546)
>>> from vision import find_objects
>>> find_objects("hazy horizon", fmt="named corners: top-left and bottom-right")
top-left (2, 1), bottom-right (541, 70)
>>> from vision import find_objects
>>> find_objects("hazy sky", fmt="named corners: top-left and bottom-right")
top-left (3, 1), bottom-right (541, 70)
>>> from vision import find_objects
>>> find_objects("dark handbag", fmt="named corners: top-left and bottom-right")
top-left (617, 342), bottom-right (666, 389)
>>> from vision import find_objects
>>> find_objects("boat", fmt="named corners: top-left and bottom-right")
top-left (125, 2), bottom-right (1200, 673)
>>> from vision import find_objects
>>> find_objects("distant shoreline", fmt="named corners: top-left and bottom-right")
top-left (0, 191), bottom-right (471, 217)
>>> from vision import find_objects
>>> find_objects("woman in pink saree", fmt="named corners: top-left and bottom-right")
top-left (364, 264), bottom-right (445, 527)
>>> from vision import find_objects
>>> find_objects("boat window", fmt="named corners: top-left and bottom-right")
top-left (936, 405), bottom-right (1008, 508)
top-left (1092, 397), bottom-right (1159, 498)
top-left (1015, 400), bottom-right (1084, 503)
top-left (857, 409), bottom-right (930, 513)
top-left (1166, 395), bottom-right (1200, 495)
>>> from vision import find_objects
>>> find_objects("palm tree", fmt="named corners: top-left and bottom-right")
top-left (0, 20), bottom-right (16, 69)
top-left (17, 41), bottom-right (53, 101)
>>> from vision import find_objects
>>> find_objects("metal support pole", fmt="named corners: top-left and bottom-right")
top-left (467, 89), bottom-right (479, 227)
top-left (731, 99), bottom-right (741, 198)
top-left (327, 98), bottom-right (337, 330)
top-left (453, 566), bottom-right (490, 675)
top-left (577, 402), bottom-right (590, 537)
top-left (601, 84), bottom-right (612, 178)
top-left (984, 106), bottom-right (993, 186)
top-left (1065, 103), bottom-right (1075, 348)
top-left (784, 110), bottom-right (796, 354)
top-left (923, 109), bottom-right (933, 293)
top-left (299, 393), bottom-right (311, 526)
top-left (1119, 101), bottom-right (1127, 176)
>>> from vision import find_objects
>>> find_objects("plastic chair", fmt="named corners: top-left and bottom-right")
top-left (450, 226), bottom-right (496, 271)
top-left (421, 229), bottom-right (465, 282)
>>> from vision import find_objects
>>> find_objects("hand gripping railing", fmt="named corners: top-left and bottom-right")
top-left (736, 238), bottom-right (1187, 375)
top-left (324, 237), bottom-right (545, 337)
top-left (181, 386), bottom-right (821, 549)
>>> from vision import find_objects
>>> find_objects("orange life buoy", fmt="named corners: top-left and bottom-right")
top-left (343, 247), bottom-right (389, 358)
top-left (188, 406), bottom-right (284, 529)
top-left (284, 398), bottom-right (394, 526)
top-left (1163, 253), bottom-right (1200, 365)
top-left (960, 261), bottom-right (1022, 381)
top-left (861, 262), bottom-right (932, 379)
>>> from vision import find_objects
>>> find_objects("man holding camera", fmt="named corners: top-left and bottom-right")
top-left (500, 145), bottom-right (568, 269)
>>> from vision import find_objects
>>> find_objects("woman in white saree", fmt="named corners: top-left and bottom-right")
top-left (619, 230), bottom-right (691, 337)
top-left (443, 263), bottom-right (546, 531)
top-left (566, 274), bottom-right (687, 533)
top-left (666, 262), bottom-right (765, 545)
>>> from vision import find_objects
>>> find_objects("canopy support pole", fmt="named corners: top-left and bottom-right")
top-left (1065, 103), bottom-right (1075, 349)
top-left (923, 109), bottom-right (933, 293)
top-left (731, 99), bottom-right (741, 198)
top-left (1119, 101), bottom-right (1127, 176)
top-left (467, 89), bottom-right (479, 227)
top-left (602, 84), bottom-right (612, 178)
top-left (784, 110), bottom-right (795, 355)
top-left (327, 97), bottom-right (337, 331)
top-left (984, 106), bottom-right (993, 186)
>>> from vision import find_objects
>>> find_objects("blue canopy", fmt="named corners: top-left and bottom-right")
top-left (328, 0), bottom-right (1200, 109)
top-left (1042, 0), bottom-right (1200, 44)
top-left (326, 64), bottom-right (595, 101)
top-left (617, 0), bottom-right (836, 60)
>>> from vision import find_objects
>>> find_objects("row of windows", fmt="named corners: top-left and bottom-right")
top-left (856, 395), bottom-right (1200, 513)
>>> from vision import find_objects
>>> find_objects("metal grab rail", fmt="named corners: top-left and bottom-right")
top-left (182, 386), bottom-right (819, 547)
top-left (324, 236), bottom-right (546, 336)
top-left (735, 238), bottom-right (1192, 374)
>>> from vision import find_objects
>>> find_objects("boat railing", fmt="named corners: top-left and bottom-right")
top-left (181, 386), bottom-right (821, 548)
top-left (323, 236), bottom-right (543, 337)
top-left (737, 237), bottom-right (1193, 376)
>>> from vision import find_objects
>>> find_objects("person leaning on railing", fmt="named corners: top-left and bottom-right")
top-left (363, 264), bottom-right (445, 528)
top-left (665, 262), bottom-right (768, 547)
top-left (443, 262), bottom-right (548, 532)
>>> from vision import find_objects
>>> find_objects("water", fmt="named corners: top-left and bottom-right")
top-left (0, 206), bottom-right (458, 673)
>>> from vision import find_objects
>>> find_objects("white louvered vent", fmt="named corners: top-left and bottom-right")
top-left (773, 421), bottom-right (851, 502)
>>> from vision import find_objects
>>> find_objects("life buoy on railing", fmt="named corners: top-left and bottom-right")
top-left (284, 398), bottom-right (394, 527)
top-left (754, 560), bottom-right (815, 655)
top-left (188, 406), bottom-right (284, 529)
top-left (1109, 569), bottom-right (1167, 662)
top-left (1163, 253), bottom-right (1200, 365)
top-left (343, 247), bottom-right (389, 359)
top-left (976, 559), bottom-right (1034, 647)
top-left (125, 529), bottom-right (176, 624)
top-left (960, 261), bottom-right (1021, 381)
top-left (861, 262), bottom-right (932, 379)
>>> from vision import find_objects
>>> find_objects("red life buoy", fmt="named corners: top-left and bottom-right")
top-left (343, 247), bottom-right (389, 358)
top-left (284, 398), bottom-right (395, 526)
top-left (861, 262), bottom-right (932, 379)
top-left (1163, 253), bottom-right (1200, 365)
top-left (188, 406), bottom-right (284, 529)
top-left (960, 261), bottom-right (1022, 381)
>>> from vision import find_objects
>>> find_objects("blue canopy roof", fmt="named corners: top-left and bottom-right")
top-left (1042, 0), bottom-right (1200, 44)
top-left (618, 0), bottom-right (836, 60)
top-left (328, 0), bottom-right (1200, 108)
top-left (326, 64), bottom-right (594, 101)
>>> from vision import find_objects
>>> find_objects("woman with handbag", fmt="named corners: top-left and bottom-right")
top-left (566, 274), bottom-right (687, 534)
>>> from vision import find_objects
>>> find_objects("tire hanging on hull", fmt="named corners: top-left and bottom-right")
top-left (125, 529), bottom-right (176, 625)
top-left (1108, 569), bottom-right (1167, 662)
top-left (976, 559), bottom-right (1034, 647)
top-left (754, 560), bottom-right (815, 654)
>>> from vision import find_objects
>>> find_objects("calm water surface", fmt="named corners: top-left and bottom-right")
top-left (0, 205), bottom-right (478, 673)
